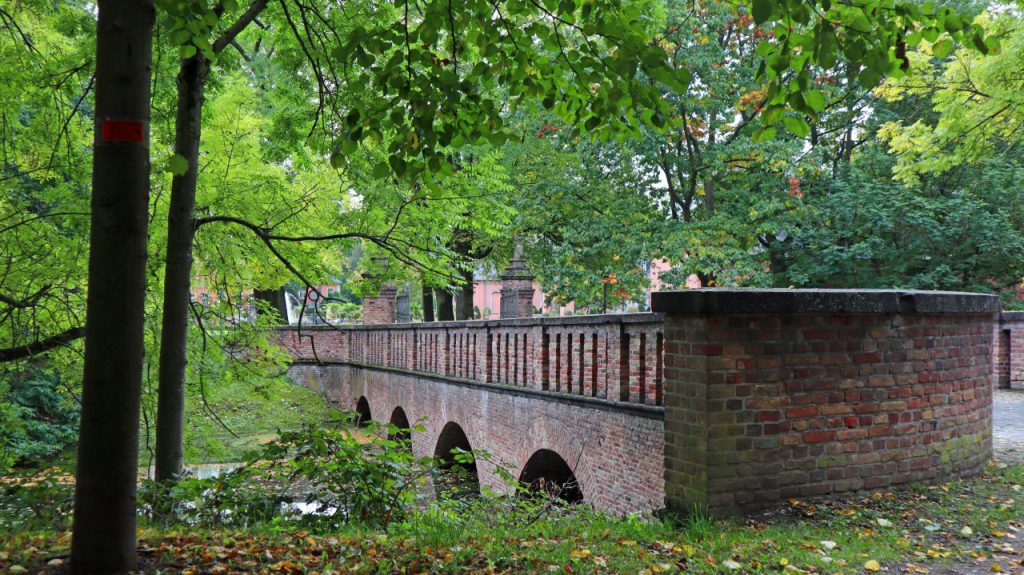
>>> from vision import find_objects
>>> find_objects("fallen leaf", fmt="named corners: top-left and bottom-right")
top-left (864, 559), bottom-right (881, 571)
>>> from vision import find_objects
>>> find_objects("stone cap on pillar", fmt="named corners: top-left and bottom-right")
top-left (500, 243), bottom-right (534, 281)
top-left (651, 288), bottom-right (1002, 315)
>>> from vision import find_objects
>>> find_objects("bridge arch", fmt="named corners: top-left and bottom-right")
top-left (355, 396), bottom-right (372, 427)
top-left (388, 406), bottom-right (411, 444)
top-left (432, 421), bottom-right (480, 498)
top-left (519, 448), bottom-right (583, 504)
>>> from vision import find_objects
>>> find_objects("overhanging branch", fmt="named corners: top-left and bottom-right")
top-left (0, 326), bottom-right (85, 362)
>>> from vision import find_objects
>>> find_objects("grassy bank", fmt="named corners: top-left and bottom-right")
top-left (140, 375), bottom-right (342, 466)
top-left (3, 462), bottom-right (1022, 574)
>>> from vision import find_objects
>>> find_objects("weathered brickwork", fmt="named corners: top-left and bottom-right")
top-left (362, 284), bottom-right (398, 325)
top-left (286, 362), bottom-right (665, 515)
top-left (998, 312), bottom-right (1024, 391)
top-left (279, 289), bottom-right (1001, 516)
top-left (654, 289), bottom-right (998, 515)
top-left (275, 314), bottom-right (665, 408)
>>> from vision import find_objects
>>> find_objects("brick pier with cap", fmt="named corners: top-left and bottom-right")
top-left (276, 289), bottom-right (999, 516)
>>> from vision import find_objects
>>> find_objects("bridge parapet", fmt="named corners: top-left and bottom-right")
top-left (274, 313), bottom-right (665, 408)
top-left (653, 289), bottom-right (999, 515)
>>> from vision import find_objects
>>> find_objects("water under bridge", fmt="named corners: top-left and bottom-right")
top-left (276, 289), bottom-right (1000, 516)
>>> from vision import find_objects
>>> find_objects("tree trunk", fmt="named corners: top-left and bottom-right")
top-left (253, 287), bottom-right (289, 322)
top-left (456, 269), bottom-right (474, 320)
top-left (436, 289), bottom-right (454, 321)
top-left (70, 0), bottom-right (154, 572)
top-left (153, 0), bottom-right (268, 486)
top-left (154, 54), bottom-right (210, 485)
top-left (421, 284), bottom-right (434, 322)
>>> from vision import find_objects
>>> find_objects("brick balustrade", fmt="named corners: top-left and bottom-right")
top-left (275, 313), bottom-right (666, 407)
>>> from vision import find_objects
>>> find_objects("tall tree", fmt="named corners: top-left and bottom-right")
top-left (70, 0), bottom-right (154, 571)
top-left (154, 0), bottom-right (269, 485)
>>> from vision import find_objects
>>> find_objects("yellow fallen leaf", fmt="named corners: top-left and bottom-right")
top-left (992, 565), bottom-right (1004, 573)
top-left (864, 559), bottom-right (881, 572)
top-left (569, 548), bottom-right (592, 559)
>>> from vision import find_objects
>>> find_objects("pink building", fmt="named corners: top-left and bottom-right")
top-left (471, 278), bottom-right (573, 320)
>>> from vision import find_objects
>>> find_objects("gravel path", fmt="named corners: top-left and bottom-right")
top-left (937, 390), bottom-right (1024, 574)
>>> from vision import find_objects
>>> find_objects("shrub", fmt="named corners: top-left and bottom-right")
top-left (141, 415), bottom-right (433, 530)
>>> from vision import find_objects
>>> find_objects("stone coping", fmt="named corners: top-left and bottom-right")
top-left (1001, 311), bottom-right (1024, 322)
top-left (274, 312), bottom-right (664, 332)
top-left (651, 289), bottom-right (1001, 315)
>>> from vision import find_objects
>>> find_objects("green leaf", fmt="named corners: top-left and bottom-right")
top-left (932, 38), bottom-right (953, 59)
top-left (372, 161), bottom-right (391, 179)
top-left (752, 126), bottom-right (776, 142)
top-left (167, 154), bottom-right (189, 176)
top-left (783, 116), bottom-right (811, 137)
top-left (179, 44), bottom-right (197, 59)
top-left (805, 90), bottom-right (827, 112)
top-left (752, 0), bottom-right (773, 25)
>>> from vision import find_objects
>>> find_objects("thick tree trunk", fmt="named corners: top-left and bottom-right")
top-left (456, 269), bottom-right (474, 320)
top-left (421, 284), bottom-right (435, 322)
top-left (154, 54), bottom-right (210, 485)
top-left (436, 289), bottom-right (454, 321)
top-left (253, 287), bottom-right (289, 322)
top-left (70, 0), bottom-right (154, 572)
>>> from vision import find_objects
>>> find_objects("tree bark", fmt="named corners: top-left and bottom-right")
top-left (70, 0), bottom-right (154, 572)
top-left (456, 269), bottom-right (474, 320)
top-left (0, 326), bottom-right (84, 362)
top-left (253, 287), bottom-right (289, 322)
top-left (154, 53), bottom-right (210, 485)
top-left (152, 0), bottom-right (269, 485)
top-left (421, 284), bottom-right (435, 322)
top-left (436, 288), bottom-right (454, 321)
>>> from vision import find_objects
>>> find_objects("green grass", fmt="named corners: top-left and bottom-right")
top-left (4, 462), bottom-right (1022, 574)
top-left (138, 375), bottom-right (343, 466)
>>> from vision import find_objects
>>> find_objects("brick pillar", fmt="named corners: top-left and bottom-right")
top-left (653, 289), bottom-right (999, 516)
top-left (362, 281), bottom-right (397, 325)
top-left (500, 243), bottom-right (535, 319)
top-left (1000, 312), bottom-right (1024, 389)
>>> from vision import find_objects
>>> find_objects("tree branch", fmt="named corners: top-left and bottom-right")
top-left (213, 0), bottom-right (270, 54)
top-left (0, 326), bottom-right (85, 362)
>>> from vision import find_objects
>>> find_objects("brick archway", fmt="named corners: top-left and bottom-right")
top-left (355, 396), bottom-right (371, 427)
top-left (519, 448), bottom-right (583, 503)
top-left (388, 406), bottom-right (411, 443)
top-left (433, 421), bottom-right (480, 497)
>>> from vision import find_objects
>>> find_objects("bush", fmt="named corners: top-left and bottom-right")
top-left (141, 415), bottom-right (433, 530)
top-left (0, 466), bottom-right (75, 533)
top-left (0, 368), bottom-right (78, 470)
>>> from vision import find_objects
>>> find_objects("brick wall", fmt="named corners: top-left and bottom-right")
top-left (1000, 312), bottom-right (1024, 391)
top-left (279, 289), bottom-right (1002, 516)
top-left (286, 363), bottom-right (664, 514)
top-left (654, 289), bottom-right (998, 515)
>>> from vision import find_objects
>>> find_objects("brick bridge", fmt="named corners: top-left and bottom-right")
top-left (277, 289), bottom-right (1000, 516)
